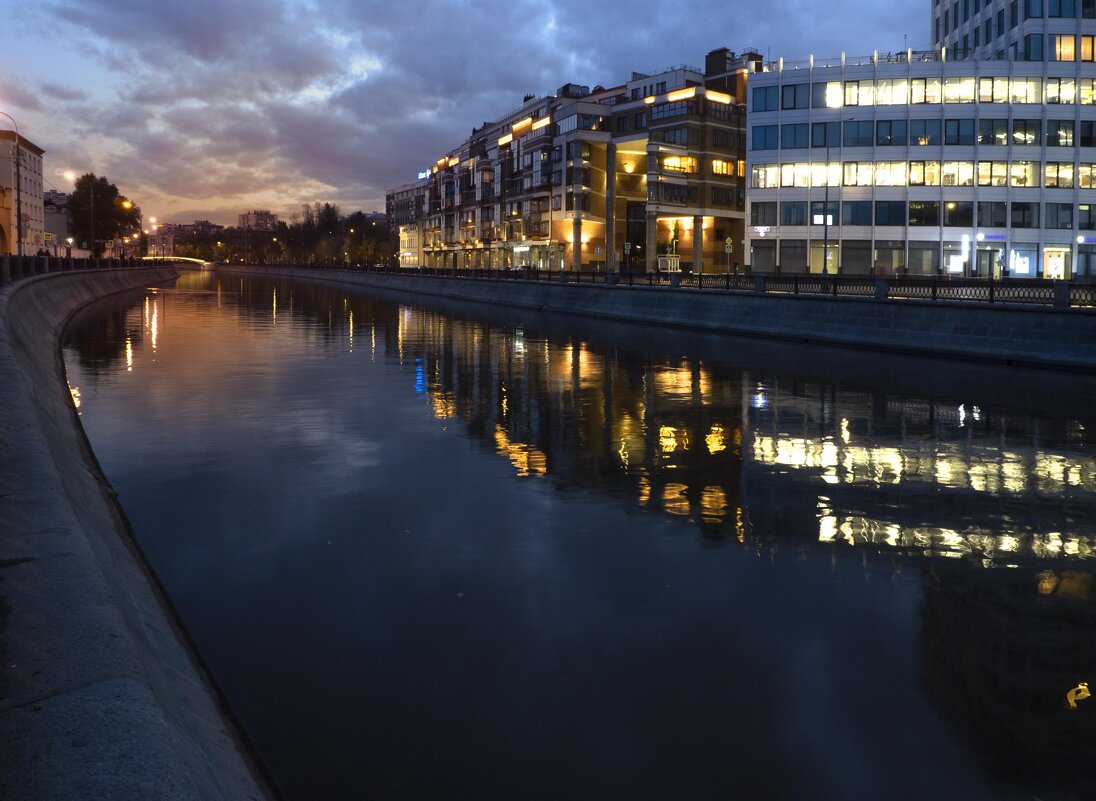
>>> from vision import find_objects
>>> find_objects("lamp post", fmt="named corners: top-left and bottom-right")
top-left (0, 110), bottom-right (23, 256)
top-left (822, 143), bottom-right (831, 276)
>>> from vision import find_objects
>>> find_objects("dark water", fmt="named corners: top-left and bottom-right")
top-left (63, 271), bottom-right (1096, 801)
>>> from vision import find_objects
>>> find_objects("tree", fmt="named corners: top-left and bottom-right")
top-left (67, 174), bottom-right (141, 255)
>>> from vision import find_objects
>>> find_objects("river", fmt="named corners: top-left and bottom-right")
top-left (62, 269), bottom-right (1096, 801)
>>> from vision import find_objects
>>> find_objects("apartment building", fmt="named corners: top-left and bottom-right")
top-left (388, 48), bottom-right (757, 273)
top-left (0, 130), bottom-right (45, 256)
top-left (238, 209), bottom-right (278, 230)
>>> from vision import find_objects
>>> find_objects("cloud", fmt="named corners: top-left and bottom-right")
top-left (27, 0), bottom-right (926, 223)
top-left (41, 83), bottom-right (88, 102)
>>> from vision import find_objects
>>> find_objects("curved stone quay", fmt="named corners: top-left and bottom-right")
top-left (0, 266), bottom-right (275, 801)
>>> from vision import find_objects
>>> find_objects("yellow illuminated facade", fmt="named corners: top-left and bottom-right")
top-left (387, 48), bottom-right (758, 274)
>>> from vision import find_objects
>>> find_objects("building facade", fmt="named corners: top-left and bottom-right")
top-left (933, 0), bottom-right (1096, 61)
top-left (238, 209), bottom-right (278, 230)
top-left (387, 49), bottom-right (757, 273)
top-left (745, 2), bottom-right (1096, 279)
top-left (0, 131), bottom-right (45, 256)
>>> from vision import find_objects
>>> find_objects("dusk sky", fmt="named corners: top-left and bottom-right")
top-left (1, 1), bottom-right (924, 226)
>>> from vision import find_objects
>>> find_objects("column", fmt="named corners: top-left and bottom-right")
top-left (572, 212), bottom-right (582, 273)
top-left (645, 211), bottom-right (658, 273)
top-left (604, 142), bottom-right (616, 272)
top-left (692, 214), bottom-right (703, 275)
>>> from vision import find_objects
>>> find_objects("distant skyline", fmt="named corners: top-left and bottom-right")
top-left (1, 1), bottom-right (924, 225)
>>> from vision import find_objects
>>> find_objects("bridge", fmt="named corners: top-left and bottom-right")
top-left (140, 255), bottom-right (210, 268)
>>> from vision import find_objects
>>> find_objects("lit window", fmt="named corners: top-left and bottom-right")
top-left (1010, 161), bottom-right (1037, 187)
top-left (711, 159), bottom-right (733, 176)
top-left (1054, 34), bottom-right (1076, 61)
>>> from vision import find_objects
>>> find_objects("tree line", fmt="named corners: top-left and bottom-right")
top-left (67, 175), bottom-right (392, 265)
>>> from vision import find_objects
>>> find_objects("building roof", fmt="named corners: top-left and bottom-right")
top-left (0, 129), bottom-right (45, 156)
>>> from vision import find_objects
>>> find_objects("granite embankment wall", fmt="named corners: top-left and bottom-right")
top-left (0, 268), bottom-right (273, 801)
top-left (218, 266), bottom-right (1096, 372)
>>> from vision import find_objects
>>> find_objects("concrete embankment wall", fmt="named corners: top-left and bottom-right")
top-left (218, 266), bottom-right (1096, 372)
top-left (0, 269), bottom-right (273, 801)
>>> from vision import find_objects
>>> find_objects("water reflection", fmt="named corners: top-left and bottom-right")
top-left (62, 271), bottom-right (1096, 800)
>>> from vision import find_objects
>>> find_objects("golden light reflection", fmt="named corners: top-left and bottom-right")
top-left (752, 433), bottom-right (1096, 496)
top-left (618, 438), bottom-right (630, 468)
top-left (701, 486), bottom-right (727, 523)
top-left (494, 425), bottom-right (547, 477)
top-left (272, 288), bottom-right (277, 326)
top-left (662, 483), bottom-right (690, 516)
top-left (659, 425), bottom-right (679, 455)
top-left (150, 301), bottom-right (158, 351)
top-left (68, 384), bottom-right (81, 409)
top-left (1038, 570), bottom-right (1060, 595)
top-left (638, 474), bottom-right (651, 505)
top-left (125, 337), bottom-right (133, 372)
top-left (816, 510), bottom-right (1096, 561)
top-left (1066, 682), bottom-right (1091, 710)
top-left (348, 311), bottom-right (354, 352)
top-left (431, 393), bottom-right (456, 420)
top-left (706, 424), bottom-right (726, 454)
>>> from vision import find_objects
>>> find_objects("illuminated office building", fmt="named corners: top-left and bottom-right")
top-left (745, 2), bottom-right (1096, 278)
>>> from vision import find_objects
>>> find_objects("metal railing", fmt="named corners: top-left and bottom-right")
top-left (0, 254), bottom-right (178, 287)
top-left (216, 262), bottom-right (1096, 310)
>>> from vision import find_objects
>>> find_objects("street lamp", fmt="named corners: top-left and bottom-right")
top-left (0, 110), bottom-right (23, 256)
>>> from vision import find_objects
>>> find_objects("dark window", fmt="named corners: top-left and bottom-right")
top-left (876, 120), bottom-right (908, 146)
top-left (1011, 0), bottom-right (1019, 26)
top-left (811, 121), bottom-right (840, 147)
top-left (712, 188), bottom-right (736, 206)
top-left (978, 118), bottom-right (1008, 145)
top-left (910, 119), bottom-right (942, 145)
top-left (780, 201), bottom-right (807, 225)
top-left (875, 200), bottom-right (907, 225)
top-left (781, 83), bottom-right (810, 109)
top-left (1080, 203), bottom-right (1096, 229)
top-left (1011, 201), bottom-right (1040, 227)
top-left (943, 201), bottom-right (974, 226)
top-left (752, 86), bottom-right (779, 112)
top-left (978, 201), bottom-right (1007, 226)
top-left (842, 120), bottom-right (873, 146)
top-left (842, 201), bottom-right (872, 225)
top-left (1081, 120), bottom-right (1096, 147)
top-left (1085, 0), bottom-right (1096, 17)
top-left (1045, 202), bottom-right (1074, 228)
top-left (909, 201), bottom-right (941, 226)
top-left (998, 8), bottom-right (1005, 32)
top-left (945, 118), bottom-right (975, 144)
top-left (1026, 0), bottom-right (1043, 17)
top-left (752, 125), bottom-right (779, 150)
top-left (781, 123), bottom-right (809, 149)
top-left (1025, 33), bottom-right (1044, 60)
top-left (751, 202), bottom-right (777, 225)
top-left (634, 112), bottom-right (647, 128)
